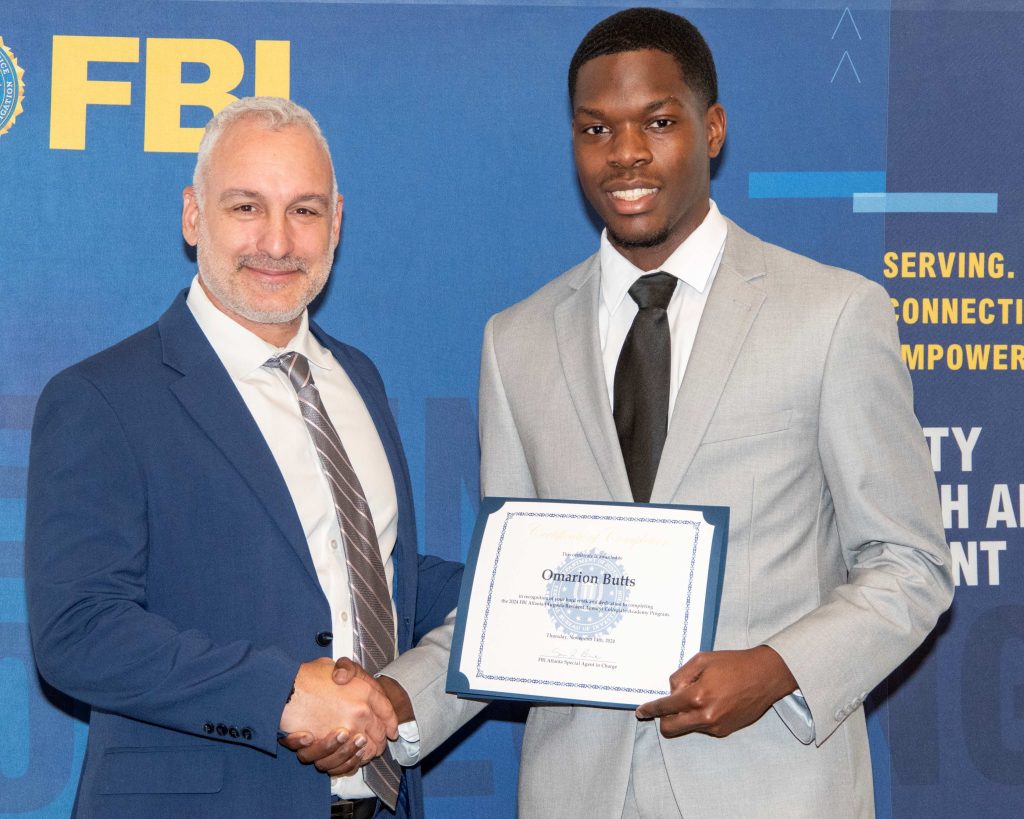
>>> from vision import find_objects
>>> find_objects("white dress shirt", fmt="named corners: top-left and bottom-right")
top-left (187, 277), bottom-right (397, 799)
top-left (599, 199), bottom-right (728, 420)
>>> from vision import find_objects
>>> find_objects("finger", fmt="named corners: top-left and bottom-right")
top-left (296, 731), bottom-right (346, 765)
top-left (279, 731), bottom-right (315, 752)
top-left (635, 693), bottom-right (685, 720)
top-left (369, 688), bottom-right (399, 739)
top-left (656, 712), bottom-right (703, 739)
top-left (668, 652), bottom-right (710, 686)
top-left (323, 756), bottom-right (364, 778)
top-left (313, 733), bottom-right (365, 774)
top-left (363, 718), bottom-right (388, 752)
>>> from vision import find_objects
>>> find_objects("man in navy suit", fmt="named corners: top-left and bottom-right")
top-left (25, 97), bottom-right (462, 818)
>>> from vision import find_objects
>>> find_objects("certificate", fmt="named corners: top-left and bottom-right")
top-left (446, 497), bottom-right (729, 709)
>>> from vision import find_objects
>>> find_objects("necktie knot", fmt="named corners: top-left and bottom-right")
top-left (264, 351), bottom-right (312, 392)
top-left (628, 272), bottom-right (677, 311)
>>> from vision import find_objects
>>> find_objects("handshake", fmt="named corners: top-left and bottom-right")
top-left (277, 657), bottom-right (408, 776)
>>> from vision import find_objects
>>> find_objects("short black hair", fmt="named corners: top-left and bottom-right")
top-left (568, 7), bottom-right (718, 108)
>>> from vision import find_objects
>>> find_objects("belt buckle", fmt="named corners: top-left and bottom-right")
top-left (330, 801), bottom-right (354, 819)
top-left (330, 798), bottom-right (376, 819)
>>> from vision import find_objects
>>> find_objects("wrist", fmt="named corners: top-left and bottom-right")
top-left (756, 645), bottom-right (798, 701)
top-left (377, 675), bottom-right (415, 723)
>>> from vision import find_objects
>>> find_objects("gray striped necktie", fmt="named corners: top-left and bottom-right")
top-left (265, 351), bottom-right (401, 809)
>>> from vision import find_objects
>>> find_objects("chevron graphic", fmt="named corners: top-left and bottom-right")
top-left (831, 51), bottom-right (861, 83)
top-left (832, 7), bottom-right (862, 40)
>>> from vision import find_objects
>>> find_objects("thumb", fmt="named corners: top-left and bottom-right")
top-left (279, 731), bottom-right (315, 751)
top-left (332, 657), bottom-right (359, 685)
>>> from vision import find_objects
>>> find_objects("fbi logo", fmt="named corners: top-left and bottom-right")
top-left (0, 36), bottom-right (25, 137)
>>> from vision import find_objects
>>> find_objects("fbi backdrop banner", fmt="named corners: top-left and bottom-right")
top-left (1, 1), bottom-right (1021, 816)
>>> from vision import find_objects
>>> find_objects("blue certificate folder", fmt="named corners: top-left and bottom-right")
top-left (445, 497), bottom-right (730, 709)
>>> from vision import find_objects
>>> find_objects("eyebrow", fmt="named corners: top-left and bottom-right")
top-left (574, 96), bottom-right (684, 118)
top-left (218, 189), bottom-right (332, 209)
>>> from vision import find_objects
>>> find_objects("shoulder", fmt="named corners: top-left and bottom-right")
top-left (31, 322), bottom-right (166, 451)
top-left (724, 218), bottom-right (890, 316)
top-left (487, 253), bottom-right (599, 339)
top-left (41, 322), bottom-right (163, 402)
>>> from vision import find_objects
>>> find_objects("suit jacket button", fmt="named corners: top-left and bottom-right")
top-left (242, 727), bottom-right (253, 740)
top-left (229, 726), bottom-right (240, 738)
top-left (316, 631), bottom-right (333, 646)
top-left (216, 723), bottom-right (228, 736)
top-left (203, 722), bottom-right (215, 734)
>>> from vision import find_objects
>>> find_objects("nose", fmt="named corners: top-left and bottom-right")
top-left (609, 125), bottom-right (652, 168)
top-left (256, 211), bottom-right (294, 259)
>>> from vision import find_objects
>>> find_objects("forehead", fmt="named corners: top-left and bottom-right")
top-left (205, 118), bottom-right (334, 192)
top-left (574, 49), bottom-right (693, 109)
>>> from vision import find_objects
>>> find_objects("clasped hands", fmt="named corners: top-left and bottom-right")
top-left (278, 657), bottom-right (396, 777)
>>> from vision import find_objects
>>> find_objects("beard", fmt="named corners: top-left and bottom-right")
top-left (607, 224), bottom-right (672, 250)
top-left (195, 218), bottom-right (333, 325)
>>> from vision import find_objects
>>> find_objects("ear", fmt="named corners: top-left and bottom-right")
top-left (182, 186), bottom-right (200, 246)
top-left (705, 103), bottom-right (727, 159)
top-left (331, 194), bottom-right (344, 246)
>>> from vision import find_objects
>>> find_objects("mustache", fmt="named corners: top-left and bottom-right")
top-left (236, 255), bottom-right (308, 273)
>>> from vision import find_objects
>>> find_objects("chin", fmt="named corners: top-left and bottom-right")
top-left (608, 224), bottom-right (671, 251)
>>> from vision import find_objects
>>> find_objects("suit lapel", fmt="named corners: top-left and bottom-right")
top-left (554, 256), bottom-right (633, 502)
top-left (651, 221), bottom-right (768, 502)
top-left (158, 295), bottom-right (321, 588)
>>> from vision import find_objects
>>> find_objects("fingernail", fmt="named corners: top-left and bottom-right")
top-left (300, 735), bottom-right (313, 746)
top-left (354, 736), bottom-right (367, 749)
top-left (336, 731), bottom-right (349, 744)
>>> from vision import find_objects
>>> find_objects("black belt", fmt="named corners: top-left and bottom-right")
top-left (330, 797), bottom-right (378, 819)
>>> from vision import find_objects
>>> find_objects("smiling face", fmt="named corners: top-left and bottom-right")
top-left (181, 117), bottom-right (343, 346)
top-left (572, 48), bottom-right (726, 271)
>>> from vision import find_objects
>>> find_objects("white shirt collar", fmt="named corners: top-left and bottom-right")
top-left (599, 199), bottom-right (728, 315)
top-left (185, 274), bottom-right (334, 380)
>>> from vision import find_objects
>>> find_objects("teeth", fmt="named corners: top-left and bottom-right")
top-left (610, 188), bottom-right (656, 201)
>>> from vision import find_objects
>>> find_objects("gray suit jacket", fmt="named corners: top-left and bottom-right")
top-left (385, 219), bottom-right (953, 818)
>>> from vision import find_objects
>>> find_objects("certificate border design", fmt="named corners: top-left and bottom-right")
top-left (474, 510), bottom-right (701, 697)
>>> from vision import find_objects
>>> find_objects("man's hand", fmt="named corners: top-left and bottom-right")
top-left (278, 657), bottom-right (398, 768)
top-left (280, 658), bottom-right (401, 775)
top-left (635, 646), bottom-right (797, 739)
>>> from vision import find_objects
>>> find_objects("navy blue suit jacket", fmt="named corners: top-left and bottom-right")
top-left (25, 293), bottom-right (462, 818)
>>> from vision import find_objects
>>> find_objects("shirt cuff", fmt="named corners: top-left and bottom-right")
top-left (774, 688), bottom-right (815, 744)
top-left (389, 720), bottom-right (421, 766)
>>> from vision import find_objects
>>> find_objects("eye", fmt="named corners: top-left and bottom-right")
top-left (293, 207), bottom-right (320, 217)
top-left (233, 203), bottom-right (257, 213)
top-left (649, 118), bottom-right (675, 130)
top-left (582, 124), bottom-right (610, 136)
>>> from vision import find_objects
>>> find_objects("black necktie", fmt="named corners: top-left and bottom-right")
top-left (613, 272), bottom-right (678, 503)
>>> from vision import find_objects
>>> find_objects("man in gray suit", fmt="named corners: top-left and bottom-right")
top-left (299, 8), bottom-right (953, 817)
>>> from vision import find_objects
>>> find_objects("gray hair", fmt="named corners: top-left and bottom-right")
top-left (192, 96), bottom-right (339, 211)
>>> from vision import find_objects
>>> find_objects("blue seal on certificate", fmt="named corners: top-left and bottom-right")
top-left (545, 549), bottom-right (631, 638)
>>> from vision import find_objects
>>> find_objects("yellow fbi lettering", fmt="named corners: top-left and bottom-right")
top-left (50, 36), bottom-right (290, 152)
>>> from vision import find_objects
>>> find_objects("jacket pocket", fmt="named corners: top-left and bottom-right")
top-left (702, 409), bottom-right (792, 444)
top-left (97, 746), bottom-right (225, 794)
